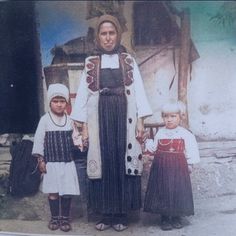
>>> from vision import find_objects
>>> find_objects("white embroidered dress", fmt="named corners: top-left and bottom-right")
top-left (32, 112), bottom-right (80, 196)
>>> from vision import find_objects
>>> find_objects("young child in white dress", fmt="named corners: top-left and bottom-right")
top-left (144, 100), bottom-right (200, 231)
top-left (32, 83), bottom-right (80, 232)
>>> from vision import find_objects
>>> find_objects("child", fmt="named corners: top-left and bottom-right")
top-left (143, 100), bottom-right (200, 231)
top-left (32, 83), bottom-right (80, 232)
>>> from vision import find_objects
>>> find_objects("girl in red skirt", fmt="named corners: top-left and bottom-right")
top-left (144, 100), bottom-right (200, 231)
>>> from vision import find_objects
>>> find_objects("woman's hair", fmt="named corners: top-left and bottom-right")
top-left (161, 100), bottom-right (186, 118)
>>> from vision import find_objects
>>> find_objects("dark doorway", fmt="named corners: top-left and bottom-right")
top-left (0, 1), bottom-right (42, 134)
top-left (133, 2), bottom-right (178, 46)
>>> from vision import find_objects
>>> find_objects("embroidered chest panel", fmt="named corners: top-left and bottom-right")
top-left (86, 57), bottom-right (100, 91)
top-left (44, 130), bottom-right (73, 162)
top-left (85, 53), bottom-right (134, 92)
top-left (157, 139), bottom-right (185, 153)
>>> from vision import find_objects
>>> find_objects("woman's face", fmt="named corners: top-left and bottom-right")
top-left (162, 112), bottom-right (181, 129)
top-left (98, 22), bottom-right (118, 52)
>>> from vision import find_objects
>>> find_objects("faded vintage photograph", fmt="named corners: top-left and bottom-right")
top-left (0, 1), bottom-right (236, 235)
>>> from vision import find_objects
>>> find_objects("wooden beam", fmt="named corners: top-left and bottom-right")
top-left (178, 8), bottom-right (191, 128)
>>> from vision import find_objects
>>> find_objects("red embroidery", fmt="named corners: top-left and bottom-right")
top-left (86, 76), bottom-right (93, 83)
top-left (120, 53), bottom-right (134, 86)
top-left (88, 83), bottom-right (97, 91)
top-left (86, 54), bottom-right (134, 91)
top-left (86, 57), bottom-right (100, 92)
top-left (126, 58), bottom-right (132, 64)
top-left (86, 63), bottom-right (94, 69)
top-left (157, 139), bottom-right (185, 152)
top-left (87, 69), bottom-right (97, 77)
top-left (128, 71), bottom-right (133, 79)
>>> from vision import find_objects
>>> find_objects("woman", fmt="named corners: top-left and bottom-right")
top-left (71, 14), bottom-right (152, 232)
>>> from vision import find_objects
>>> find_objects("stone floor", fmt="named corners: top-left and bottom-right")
top-left (0, 194), bottom-right (236, 236)
top-left (1, 140), bottom-right (236, 235)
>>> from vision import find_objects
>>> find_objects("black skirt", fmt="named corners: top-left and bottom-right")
top-left (144, 151), bottom-right (194, 216)
top-left (88, 93), bottom-right (141, 215)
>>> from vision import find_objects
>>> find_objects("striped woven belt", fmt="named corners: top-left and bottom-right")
top-left (100, 87), bottom-right (125, 96)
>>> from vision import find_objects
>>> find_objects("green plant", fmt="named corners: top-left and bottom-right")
top-left (210, 2), bottom-right (236, 27)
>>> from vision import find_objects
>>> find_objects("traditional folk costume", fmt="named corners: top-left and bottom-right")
top-left (32, 111), bottom-right (80, 195)
top-left (144, 126), bottom-right (200, 217)
top-left (71, 15), bottom-right (152, 224)
top-left (32, 83), bottom-right (79, 231)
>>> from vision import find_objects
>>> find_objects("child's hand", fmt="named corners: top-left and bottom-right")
top-left (148, 155), bottom-right (154, 161)
top-left (82, 123), bottom-right (89, 141)
top-left (145, 139), bottom-right (156, 153)
top-left (188, 164), bottom-right (193, 173)
top-left (81, 138), bottom-right (89, 152)
top-left (38, 157), bottom-right (46, 173)
top-left (142, 130), bottom-right (150, 143)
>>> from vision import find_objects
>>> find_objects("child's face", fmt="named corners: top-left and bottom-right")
top-left (162, 112), bottom-right (181, 129)
top-left (50, 96), bottom-right (67, 116)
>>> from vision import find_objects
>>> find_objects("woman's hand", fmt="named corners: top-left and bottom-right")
top-left (81, 123), bottom-right (89, 151)
top-left (136, 118), bottom-right (144, 143)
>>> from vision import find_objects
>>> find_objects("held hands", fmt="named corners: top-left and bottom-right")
top-left (145, 139), bottom-right (156, 153)
top-left (136, 118), bottom-right (144, 144)
top-left (81, 122), bottom-right (89, 152)
top-left (73, 122), bottom-right (89, 152)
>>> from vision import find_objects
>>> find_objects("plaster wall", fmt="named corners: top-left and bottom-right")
top-left (36, 1), bottom-right (236, 140)
top-left (135, 40), bottom-right (236, 140)
top-left (188, 40), bottom-right (236, 140)
top-left (173, 1), bottom-right (236, 140)
top-left (128, 2), bottom-right (236, 140)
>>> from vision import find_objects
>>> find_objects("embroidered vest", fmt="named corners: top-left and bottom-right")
top-left (85, 53), bottom-right (134, 92)
top-left (84, 53), bottom-right (144, 178)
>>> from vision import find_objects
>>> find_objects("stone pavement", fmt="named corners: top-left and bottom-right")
top-left (0, 140), bottom-right (236, 236)
top-left (0, 194), bottom-right (236, 236)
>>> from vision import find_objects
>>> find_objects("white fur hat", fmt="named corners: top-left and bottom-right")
top-left (47, 83), bottom-right (69, 104)
top-left (161, 100), bottom-right (186, 115)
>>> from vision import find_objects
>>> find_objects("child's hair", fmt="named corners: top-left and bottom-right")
top-left (161, 99), bottom-right (186, 118)
top-left (47, 83), bottom-right (69, 105)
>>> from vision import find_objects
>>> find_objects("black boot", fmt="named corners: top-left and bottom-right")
top-left (160, 215), bottom-right (172, 231)
top-left (171, 216), bottom-right (183, 229)
top-left (60, 196), bottom-right (72, 232)
top-left (48, 198), bottom-right (60, 230)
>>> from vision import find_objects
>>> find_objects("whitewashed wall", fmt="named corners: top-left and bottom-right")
top-left (124, 2), bottom-right (236, 140)
top-left (37, 1), bottom-right (236, 140)
top-left (188, 40), bottom-right (236, 140)
top-left (134, 41), bottom-right (236, 140)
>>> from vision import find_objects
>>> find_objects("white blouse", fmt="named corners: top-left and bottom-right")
top-left (146, 126), bottom-right (200, 164)
top-left (101, 54), bottom-right (119, 68)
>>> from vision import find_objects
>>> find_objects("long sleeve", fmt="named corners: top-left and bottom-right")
top-left (145, 138), bottom-right (156, 153)
top-left (132, 58), bottom-right (153, 118)
top-left (148, 127), bottom-right (200, 164)
top-left (184, 131), bottom-right (200, 164)
top-left (70, 69), bottom-right (89, 123)
top-left (32, 116), bottom-right (46, 156)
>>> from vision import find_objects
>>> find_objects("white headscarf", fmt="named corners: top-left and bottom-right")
top-left (47, 83), bottom-right (69, 105)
